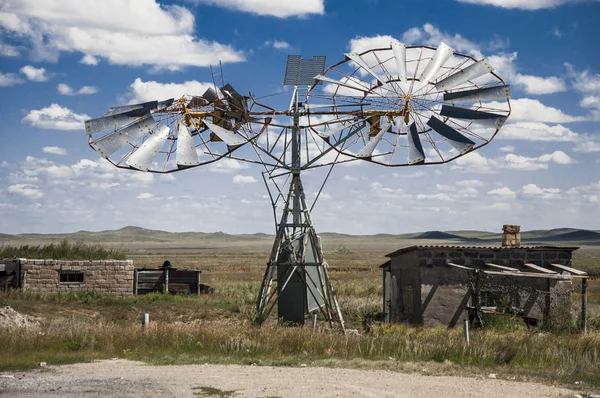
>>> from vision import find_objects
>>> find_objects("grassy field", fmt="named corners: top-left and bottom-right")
top-left (1, 235), bottom-right (599, 391)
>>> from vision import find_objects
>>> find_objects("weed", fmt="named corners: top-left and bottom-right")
top-left (192, 386), bottom-right (238, 397)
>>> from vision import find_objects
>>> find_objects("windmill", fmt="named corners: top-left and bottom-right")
top-left (84, 42), bottom-right (511, 330)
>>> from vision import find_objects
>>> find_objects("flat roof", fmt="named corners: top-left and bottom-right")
top-left (385, 245), bottom-right (579, 258)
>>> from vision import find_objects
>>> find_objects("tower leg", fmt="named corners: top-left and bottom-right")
top-left (255, 175), bottom-right (344, 330)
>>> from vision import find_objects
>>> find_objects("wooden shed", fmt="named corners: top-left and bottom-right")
top-left (381, 245), bottom-right (589, 329)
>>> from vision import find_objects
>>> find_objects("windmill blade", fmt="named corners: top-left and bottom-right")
top-left (356, 121), bottom-right (390, 158)
top-left (157, 98), bottom-right (174, 110)
top-left (126, 125), bottom-right (170, 171)
top-left (85, 105), bottom-right (155, 136)
top-left (314, 75), bottom-right (370, 94)
top-left (103, 100), bottom-right (158, 117)
top-left (419, 42), bottom-right (455, 84)
top-left (440, 105), bottom-right (504, 120)
top-left (202, 87), bottom-right (219, 102)
top-left (435, 59), bottom-right (494, 91)
top-left (407, 123), bottom-right (425, 164)
top-left (345, 53), bottom-right (385, 85)
top-left (90, 114), bottom-right (155, 158)
top-left (444, 85), bottom-right (511, 103)
top-left (427, 116), bottom-right (475, 154)
top-left (391, 41), bottom-right (407, 82)
top-left (440, 105), bottom-right (507, 129)
top-left (204, 120), bottom-right (247, 146)
top-left (316, 119), bottom-right (366, 138)
top-left (176, 124), bottom-right (200, 168)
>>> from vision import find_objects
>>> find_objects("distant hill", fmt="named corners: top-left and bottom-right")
top-left (414, 231), bottom-right (477, 241)
top-left (1, 226), bottom-right (600, 252)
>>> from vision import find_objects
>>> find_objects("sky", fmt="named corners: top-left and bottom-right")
top-left (0, 0), bottom-right (599, 235)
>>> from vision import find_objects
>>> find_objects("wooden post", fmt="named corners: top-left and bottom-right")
top-left (164, 268), bottom-right (169, 294)
top-left (133, 270), bottom-right (138, 295)
top-left (463, 319), bottom-right (470, 346)
top-left (582, 278), bottom-right (588, 334)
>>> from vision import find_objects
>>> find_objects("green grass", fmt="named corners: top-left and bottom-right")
top-left (0, 239), bottom-right (126, 260)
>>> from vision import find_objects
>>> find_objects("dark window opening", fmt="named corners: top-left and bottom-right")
top-left (59, 270), bottom-right (85, 284)
top-left (481, 289), bottom-right (519, 309)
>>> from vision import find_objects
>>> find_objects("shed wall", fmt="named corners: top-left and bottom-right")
top-left (20, 259), bottom-right (134, 296)
top-left (389, 247), bottom-right (575, 327)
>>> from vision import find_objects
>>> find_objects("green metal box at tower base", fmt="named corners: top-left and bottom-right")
top-left (277, 263), bottom-right (306, 324)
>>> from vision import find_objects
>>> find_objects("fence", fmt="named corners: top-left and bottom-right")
top-left (133, 268), bottom-right (202, 295)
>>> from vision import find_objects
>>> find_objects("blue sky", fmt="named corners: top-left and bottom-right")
top-left (0, 0), bottom-right (599, 234)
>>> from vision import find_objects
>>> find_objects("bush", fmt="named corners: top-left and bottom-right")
top-left (0, 239), bottom-right (125, 260)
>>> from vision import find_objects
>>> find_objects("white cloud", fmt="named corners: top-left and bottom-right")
top-left (538, 151), bottom-right (574, 164)
top-left (487, 53), bottom-right (566, 95)
top-left (456, 179), bottom-right (485, 187)
top-left (565, 63), bottom-right (600, 94)
top-left (22, 104), bottom-right (89, 130)
top-left (0, 72), bottom-right (24, 86)
top-left (488, 98), bottom-right (586, 123)
top-left (136, 193), bottom-right (154, 199)
top-left (436, 184), bottom-right (455, 191)
top-left (488, 187), bottom-right (516, 199)
top-left (209, 158), bottom-right (251, 173)
top-left (42, 146), bottom-right (67, 155)
top-left (499, 122), bottom-right (579, 141)
top-left (19, 65), bottom-right (48, 82)
top-left (400, 23), bottom-right (483, 58)
top-left (0, 0), bottom-right (244, 70)
top-left (453, 151), bottom-right (574, 172)
top-left (0, 42), bottom-right (19, 56)
top-left (499, 145), bottom-right (515, 152)
top-left (416, 193), bottom-right (452, 201)
top-left (189, 0), bottom-right (325, 18)
top-left (581, 96), bottom-right (600, 109)
top-left (520, 184), bottom-right (561, 200)
top-left (232, 175), bottom-right (258, 184)
top-left (80, 54), bottom-right (98, 65)
top-left (57, 83), bottom-right (98, 96)
top-left (505, 151), bottom-right (573, 170)
top-left (123, 78), bottom-right (214, 104)
top-left (8, 184), bottom-right (43, 198)
top-left (457, 0), bottom-right (599, 10)
top-left (264, 40), bottom-right (292, 51)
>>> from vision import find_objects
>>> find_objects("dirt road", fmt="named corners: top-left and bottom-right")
top-left (0, 359), bottom-right (581, 397)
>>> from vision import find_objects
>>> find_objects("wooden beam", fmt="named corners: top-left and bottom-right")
top-left (550, 263), bottom-right (588, 276)
top-left (523, 263), bottom-right (557, 274)
top-left (447, 262), bottom-right (475, 271)
top-left (485, 262), bottom-right (519, 272)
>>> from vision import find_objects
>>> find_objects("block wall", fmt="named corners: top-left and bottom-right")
top-left (20, 259), bottom-right (134, 296)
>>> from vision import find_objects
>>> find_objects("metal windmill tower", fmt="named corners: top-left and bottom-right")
top-left (84, 41), bottom-right (511, 329)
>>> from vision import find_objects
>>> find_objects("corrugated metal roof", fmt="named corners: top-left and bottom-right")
top-left (385, 244), bottom-right (579, 258)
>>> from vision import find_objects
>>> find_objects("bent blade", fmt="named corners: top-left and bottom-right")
top-left (356, 121), bottom-right (390, 158)
top-left (444, 85), bottom-right (511, 103)
top-left (90, 114), bottom-right (154, 158)
top-left (346, 52), bottom-right (384, 85)
top-left (126, 125), bottom-right (170, 171)
top-left (203, 120), bottom-right (247, 146)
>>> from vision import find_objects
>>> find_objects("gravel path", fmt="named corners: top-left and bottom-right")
top-left (0, 359), bottom-right (580, 397)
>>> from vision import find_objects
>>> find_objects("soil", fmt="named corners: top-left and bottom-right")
top-left (0, 359), bottom-right (581, 397)
top-left (0, 306), bottom-right (39, 329)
